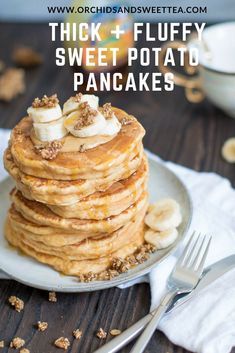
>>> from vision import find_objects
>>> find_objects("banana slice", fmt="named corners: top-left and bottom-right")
top-left (64, 110), bottom-right (106, 138)
top-left (27, 104), bottom-right (62, 123)
top-left (144, 228), bottom-right (178, 249)
top-left (102, 114), bottom-right (121, 136)
top-left (145, 198), bottom-right (182, 231)
top-left (63, 94), bottom-right (99, 115)
top-left (221, 137), bottom-right (235, 163)
top-left (33, 117), bottom-right (67, 142)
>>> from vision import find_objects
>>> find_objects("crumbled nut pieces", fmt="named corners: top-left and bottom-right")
top-left (48, 291), bottom-right (57, 302)
top-left (74, 102), bottom-right (97, 130)
top-left (12, 46), bottom-right (43, 68)
top-left (0, 68), bottom-right (25, 102)
top-left (121, 117), bottom-right (132, 126)
top-left (8, 296), bottom-right (24, 312)
top-left (32, 94), bottom-right (59, 108)
top-left (54, 337), bottom-right (70, 350)
top-left (79, 144), bottom-right (86, 153)
top-left (101, 103), bottom-right (113, 120)
top-left (110, 329), bottom-right (122, 336)
top-left (35, 141), bottom-right (63, 160)
top-left (96, 328), bottom-right (107, 339)
top-left (73, 329), bottom-right (82, 340)
top-left (78, 243), bottom-right (156, 282)
top-left (10, 337), bottom-right (25, 349)
top-left (37, 321), bottom-right (48, 331)
top-left (20, 349), bottom-right (30, 353)
top-left (0, 340), bottom-right (4, 348)
top-left (72, 93), bottom-right (83, 102)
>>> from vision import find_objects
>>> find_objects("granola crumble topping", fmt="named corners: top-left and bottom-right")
top-left (37, 321), bottom-right (48, 331)
top-left (74, 102), bottom-right (97, 130)
top-left (121, 117), bottom-right (132, 126)
top-left (20, 349), bottom-right (30, 353)
top-left (72, 93), bottom-right (83, 102)
top-left (78, 243), bottom-right (156, 282)
top-left (48, 291), bottom-right (57, 302)
top-left (13, 46), bottom-right (42, 68)
top-left (0, 68), bottom-right (25, 102)
top-left (35, 140), bottom-right (63, 160)
top-left (54, 337), bottom-right (70, 350)
top-left (32, 94), bottom-right (59, 108)
top-left (0, 340), bottom-right (4, 348)
top-left (110, 329), bottom-right (122, 336)
top-left (8, 296), bottom-right (24, 312)
top-left (73, 329), bottom-right (82, 340)
top-left (101, 103), bottom-right (113, 120)
top-left (10, 337), bottom-right (25, 349)
top-left (96, 328), bottom-right (107, 339)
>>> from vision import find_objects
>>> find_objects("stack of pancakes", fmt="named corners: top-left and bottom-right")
top-left (4, 107), bottom-right (149, 278)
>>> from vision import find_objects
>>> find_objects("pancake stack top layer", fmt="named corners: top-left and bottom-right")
top-left (4, 93), bottom-right (154, 280)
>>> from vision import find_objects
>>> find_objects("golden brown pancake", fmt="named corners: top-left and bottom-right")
top-left (4, 102), bottom-right (150, 278)
top-left (11, 188), bottom-right (148, 234)
top-left (5, 219), bottom-right (145, 275)
top-left (5, 148), bottom-right (144, 205)
top-left (9, 108), bottom-right (145, 180)
top-left (6, 202), bottom-right (147, 260)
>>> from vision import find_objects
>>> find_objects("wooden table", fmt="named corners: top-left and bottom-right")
top-left (0, 22), bottom-right (234, 353)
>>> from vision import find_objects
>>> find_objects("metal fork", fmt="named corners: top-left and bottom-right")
top-left (129, 231), bottom-right (211, 353)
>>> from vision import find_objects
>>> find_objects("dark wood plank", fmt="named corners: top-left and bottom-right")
top-left (0, 22), bottom-right (234, 353)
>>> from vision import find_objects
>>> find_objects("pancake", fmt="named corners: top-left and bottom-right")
top-left (7, 202), bottom-right (147, 260)
top-left (9, 108), bottom-right (145, 180)
top-left (5, 148), bottom-right (144, 205)
top-left (5, 219), bottom-right (145, 275)
top-left (47, 157), bottom-right (148, 219)
top-left (11, 188), bottom-right (148, 234)
top-left (8, 205), bottom-right (143, 247)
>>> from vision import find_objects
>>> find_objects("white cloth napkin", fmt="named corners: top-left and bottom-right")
top-left (1, 130), bottom-right (235, 353)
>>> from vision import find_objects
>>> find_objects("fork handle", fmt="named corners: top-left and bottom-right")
top-left (130, 291), bottom-right (176, 353)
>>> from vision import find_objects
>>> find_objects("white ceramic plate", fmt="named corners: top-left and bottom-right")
top-left (0, 153), bottom-right (192, 292)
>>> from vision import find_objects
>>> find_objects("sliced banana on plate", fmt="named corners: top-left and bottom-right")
top-left (144, 228), bottom-right (178, 249)
top-left (27, 104), bottom-right (62, 123)
top-left (221, 137), bottom-right (235, 163)
top-left (144, 198), bottom-right (182, 249)
top-left (64, 110), bottom-right (106, 138)
top-left (63, 94), bottom-right (99, 115)
top-left (145, 198), bottom-right (182, 232)
top-left (33, 117), bottom-right (67, 142)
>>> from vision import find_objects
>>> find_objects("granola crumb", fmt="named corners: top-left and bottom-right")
top-left (32, 94), bottom-right (58, 108)
top-left (73, 329), bottom-right (82, 340)
top-left (110, 329), bottom-right (122, 336)
top-left (101, 103), bottom-right (113, 119)
top-left (54, 337), bottom-right (70, 350)
top-left (37, 321), bottom-right (48, 331)
top-left (96, 328), bottom-right (107, 339)
top-left (12, 46), bottom-right (43, 68)
top-left (72, 93), bottom-right (83, 102)
top-left (20, 349), bottom-right (30, 353)
top-left (0, 340), bottom-right (4, 348)
top-left (35, 141), bottom-right (63, 160)
top-left (48, 291), bottom-right (57, 302)
top-left (0, 68), bottom-right (25, 102)
top-left (74, 102), bottom-right (97, 130)
top-left (10, 337), bottom-right (25, 349)
top-left (78, 243), bottom-right (156, 282)
top-left (8, 296), bottom-right (24, 312)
